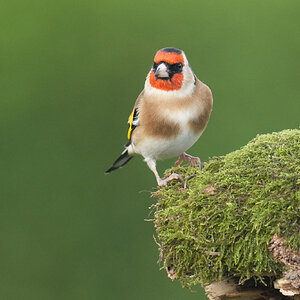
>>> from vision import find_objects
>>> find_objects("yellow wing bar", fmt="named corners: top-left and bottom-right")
top-left (127, 109), bottom-right (135, 140)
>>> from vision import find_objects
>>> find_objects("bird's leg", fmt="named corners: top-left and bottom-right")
top-left (146, 159), bottom-right (182, 186)
top-left (175, 152), bottom-right (201, 168)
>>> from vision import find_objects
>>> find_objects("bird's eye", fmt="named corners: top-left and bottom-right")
top-left (153, 63), bottom-right (158, 71)
top-left (170, 62), bottom-right (183, 74)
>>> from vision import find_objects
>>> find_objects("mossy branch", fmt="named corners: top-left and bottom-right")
top-left (151, 129), bottom-right (300, 299)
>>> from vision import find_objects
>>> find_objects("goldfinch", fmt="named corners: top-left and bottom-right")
top-left (106, 47), bottom-right (213, 186)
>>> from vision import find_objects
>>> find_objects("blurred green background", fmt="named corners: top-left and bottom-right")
top-left (1, 0), bottom-right (299, 299)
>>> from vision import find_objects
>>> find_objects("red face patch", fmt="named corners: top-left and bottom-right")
top-left (150, 50), bottom-right (185, 91)
top-left (149, 72), bottom-right (183, 91)
top-left (154, 50), bottom-right (185, 66)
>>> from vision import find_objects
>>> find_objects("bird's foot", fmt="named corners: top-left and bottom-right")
top-left (184, 153), bottom-right (201, 167)
top-left (174, 155), bottom-right (183, 167)
top-left (157, 173), bottom-right (183, 186)
top-left (175, 152), bottom-right (202, 168)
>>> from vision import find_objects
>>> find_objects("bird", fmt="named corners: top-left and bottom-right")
top-left (106, 47), bottom-right (213, 186)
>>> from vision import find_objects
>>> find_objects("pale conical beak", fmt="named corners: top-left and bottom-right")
top-left (155, 63), bottom-right (169, 78)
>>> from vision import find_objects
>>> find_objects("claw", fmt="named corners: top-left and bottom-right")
top-left (175, 152), bottom-right (202, 168)
top-left (158, 173), bottom-right (183, 186)
top-left (146, 159), bottom-right (183, 187)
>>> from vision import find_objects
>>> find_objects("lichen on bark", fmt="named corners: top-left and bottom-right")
top-left (152, 129), bottom-right (300, 288)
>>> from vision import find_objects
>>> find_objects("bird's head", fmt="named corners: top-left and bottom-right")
top-left (145, 47), bottom-right (195, 97)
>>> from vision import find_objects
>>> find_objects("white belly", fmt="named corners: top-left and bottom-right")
top-left (134, 128), bottom-right (201, 161)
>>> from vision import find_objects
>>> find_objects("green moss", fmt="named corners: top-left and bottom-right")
top-left (152, 129), bottom-right (300, 288)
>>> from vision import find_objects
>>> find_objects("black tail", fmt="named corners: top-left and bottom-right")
top-left (105, 149), bottom-right (133, 174)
